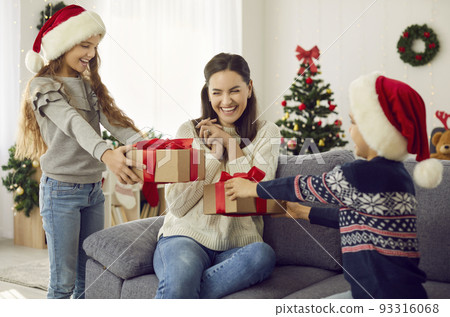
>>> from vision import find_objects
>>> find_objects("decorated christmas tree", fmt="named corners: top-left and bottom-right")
top-left (276, 45), bottom-right (348, 155)
top-left (1, 146), bottom-right (40, 217)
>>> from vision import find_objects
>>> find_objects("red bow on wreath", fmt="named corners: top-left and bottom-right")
top-left (296, 45), bottom-right (320, 75)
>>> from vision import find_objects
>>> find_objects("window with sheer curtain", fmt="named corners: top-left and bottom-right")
top-left (0, 0), bottom-right (20, 237)
top-left (95, 0), bottom-right (242, 138)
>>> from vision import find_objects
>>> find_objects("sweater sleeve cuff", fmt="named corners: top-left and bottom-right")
top-left (93, 141), bottom-right (114, 162)
top-left (309, 207), bottom-right (340, 229)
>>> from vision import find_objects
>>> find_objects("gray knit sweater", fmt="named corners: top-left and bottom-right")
top-left (30, 76), bottom-right (141, 183)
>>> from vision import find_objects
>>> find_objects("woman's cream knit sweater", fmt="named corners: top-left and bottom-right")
top-left (158, 120), bottom-right (281, 251)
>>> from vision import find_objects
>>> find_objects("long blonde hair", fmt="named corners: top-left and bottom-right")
top-left (15, 51), bottom-right (140, 160)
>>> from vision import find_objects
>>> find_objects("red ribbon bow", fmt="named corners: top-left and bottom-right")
top-left (215, 166), bottom-right (267, 216)
top-left (134, 138), bottom-right (200, 207)
top-left (296, 45), bottom-right (320, 75)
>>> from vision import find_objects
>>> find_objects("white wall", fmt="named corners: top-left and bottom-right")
top-left (259, 0), bottom-right (450, 148)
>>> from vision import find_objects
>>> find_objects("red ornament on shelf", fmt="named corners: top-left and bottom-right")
top-left (306, 77), bottom-right (313, 85)
top-left (329, 104), bottom-right (336, 111)
top-left (298, 103), bottom-right (306, 111)
top-left (281, 100), bottom-right (287, 107)
top-left (424, 32), bottom-right (430, 38)
top-left (398, 47), bottom-right (405, 53)
top-left (403, 31), bottom-right (409, 38)
top-left (415, 55), bottom-right (423, 61)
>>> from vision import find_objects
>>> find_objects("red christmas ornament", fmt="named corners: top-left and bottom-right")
top-left (280, 137), bottom-right (285, 144)
top-left (424, 32), bottom-right (430, 38)
top-left (336, 133), bottom-right (340, 138)
top-left (334, 119), bottom-right (342, 126)
top-left (281, 100), bottom-right (287, 107)
top-left (415, 55), bottom-right (423, 61)
top-left (398, 47), bottom-right (405, 53)
top-left (429, 43), bottom-right (436, 49)
top-left (317, 121), bottom-right (322, 127)
top-left (329, 104), bottom-right (336, 111)
top-left (306, 77), bottom-right (313, 85)
top-left (403, 31), bottom-right (409, 38)
top-left (298, 104), bottom-right (306, 111)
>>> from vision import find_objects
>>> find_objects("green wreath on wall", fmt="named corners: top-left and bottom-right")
top-left (397, 24), bottom-right (440, 67)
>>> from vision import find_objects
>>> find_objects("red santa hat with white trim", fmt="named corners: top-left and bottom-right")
top-left (349, 72), bottom-right (443, 188)
top-left (25, 4), bottom-right (106, 74)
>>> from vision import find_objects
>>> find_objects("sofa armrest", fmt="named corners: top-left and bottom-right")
top-left (83, 216), bottom-right (164, 280)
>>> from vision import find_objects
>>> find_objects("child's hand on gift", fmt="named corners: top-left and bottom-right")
top-left (271, 201), bottom-right (311, 220)
top-left (224, 178), bottom-right (258, 200)
top-left (101, 145), bottom-right (145, 185)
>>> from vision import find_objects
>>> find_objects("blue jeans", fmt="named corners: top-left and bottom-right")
top-left (39, 175), bottom-right (104, 299)
top-left (153, 235), bottom-right (276, 299)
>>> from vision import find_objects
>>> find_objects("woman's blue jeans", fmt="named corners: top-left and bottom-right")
top-left (153, 235), bottom-right (276, 299)
top-left (39, 175), bottom-right (105, 299)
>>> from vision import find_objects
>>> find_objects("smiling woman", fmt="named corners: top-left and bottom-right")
top-left (152, 53), bottom-right (281, 299)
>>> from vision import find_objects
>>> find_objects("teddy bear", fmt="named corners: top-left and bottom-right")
top-left (431, 129), bottom-right (450, 160)
top-left (431, 111), bottom-right (450, 160)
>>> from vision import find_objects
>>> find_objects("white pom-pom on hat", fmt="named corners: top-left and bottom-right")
top-left (413, 158), bottom-right (443, 188)
top-left (25, 50), bottom-right (45, 74)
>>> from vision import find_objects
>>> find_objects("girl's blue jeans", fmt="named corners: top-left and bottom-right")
top-left (39, 174), bottom-right (104, 299)
top-left (153, 235), bottom-right (276, 298)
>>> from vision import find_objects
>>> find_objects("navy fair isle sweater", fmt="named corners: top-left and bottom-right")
top-left (257, 157), bottom-right (427, 299)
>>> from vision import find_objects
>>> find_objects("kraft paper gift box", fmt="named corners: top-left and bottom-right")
top-left (127, 139), bottom-right (205, 183)
top-left (203, 166), bottom-right (285, 216)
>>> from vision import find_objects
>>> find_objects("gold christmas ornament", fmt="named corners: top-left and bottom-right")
top-left (316, 100), bottom-right (321, 106)
top-left (294, 124), bottom-right (299, 131)
top-left (285, 112), bottom-right (290, 119)
top-left (326, 89), bottom-right (332, 94)
top-left (16, 186), bottom-right (24, 196)
top-left (32, 160), bottom-right (40, 168)
top-left (318, 139), bottom-right (325, 147)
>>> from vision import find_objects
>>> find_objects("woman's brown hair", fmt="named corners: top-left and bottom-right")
top-left (192, 53), bottom-right (259, 147)
top-left (15, 51), bottom-right (139, 160)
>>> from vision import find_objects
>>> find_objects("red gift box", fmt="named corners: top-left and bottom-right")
top-left (127, 138), bottom-right (205, 206)
top-left (203, 167), bottom-right (284, 216)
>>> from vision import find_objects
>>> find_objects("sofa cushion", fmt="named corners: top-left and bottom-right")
top-left (121, 274), bottom-right (159, 299)
top-left (83, 217), bottom-right (164, 280)
top-left (85, 259), bottom-right (123, 299)
top-left (264, 150), bottom-right (355, 271)
top-left (223, 265), bottom-right (338, 299)
top-left (403, 159), bottom-right (450, 283)
top-left (284, 274), bottom-right (350, 299)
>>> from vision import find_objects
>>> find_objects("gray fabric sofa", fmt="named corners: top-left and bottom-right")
top-left (83, 149), bottom-right (450, 299)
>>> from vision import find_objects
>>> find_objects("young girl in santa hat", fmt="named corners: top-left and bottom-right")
top-left (224, 72), bottom-right (443, 299)
top-left (15, 5), bottom-right (144, 299)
